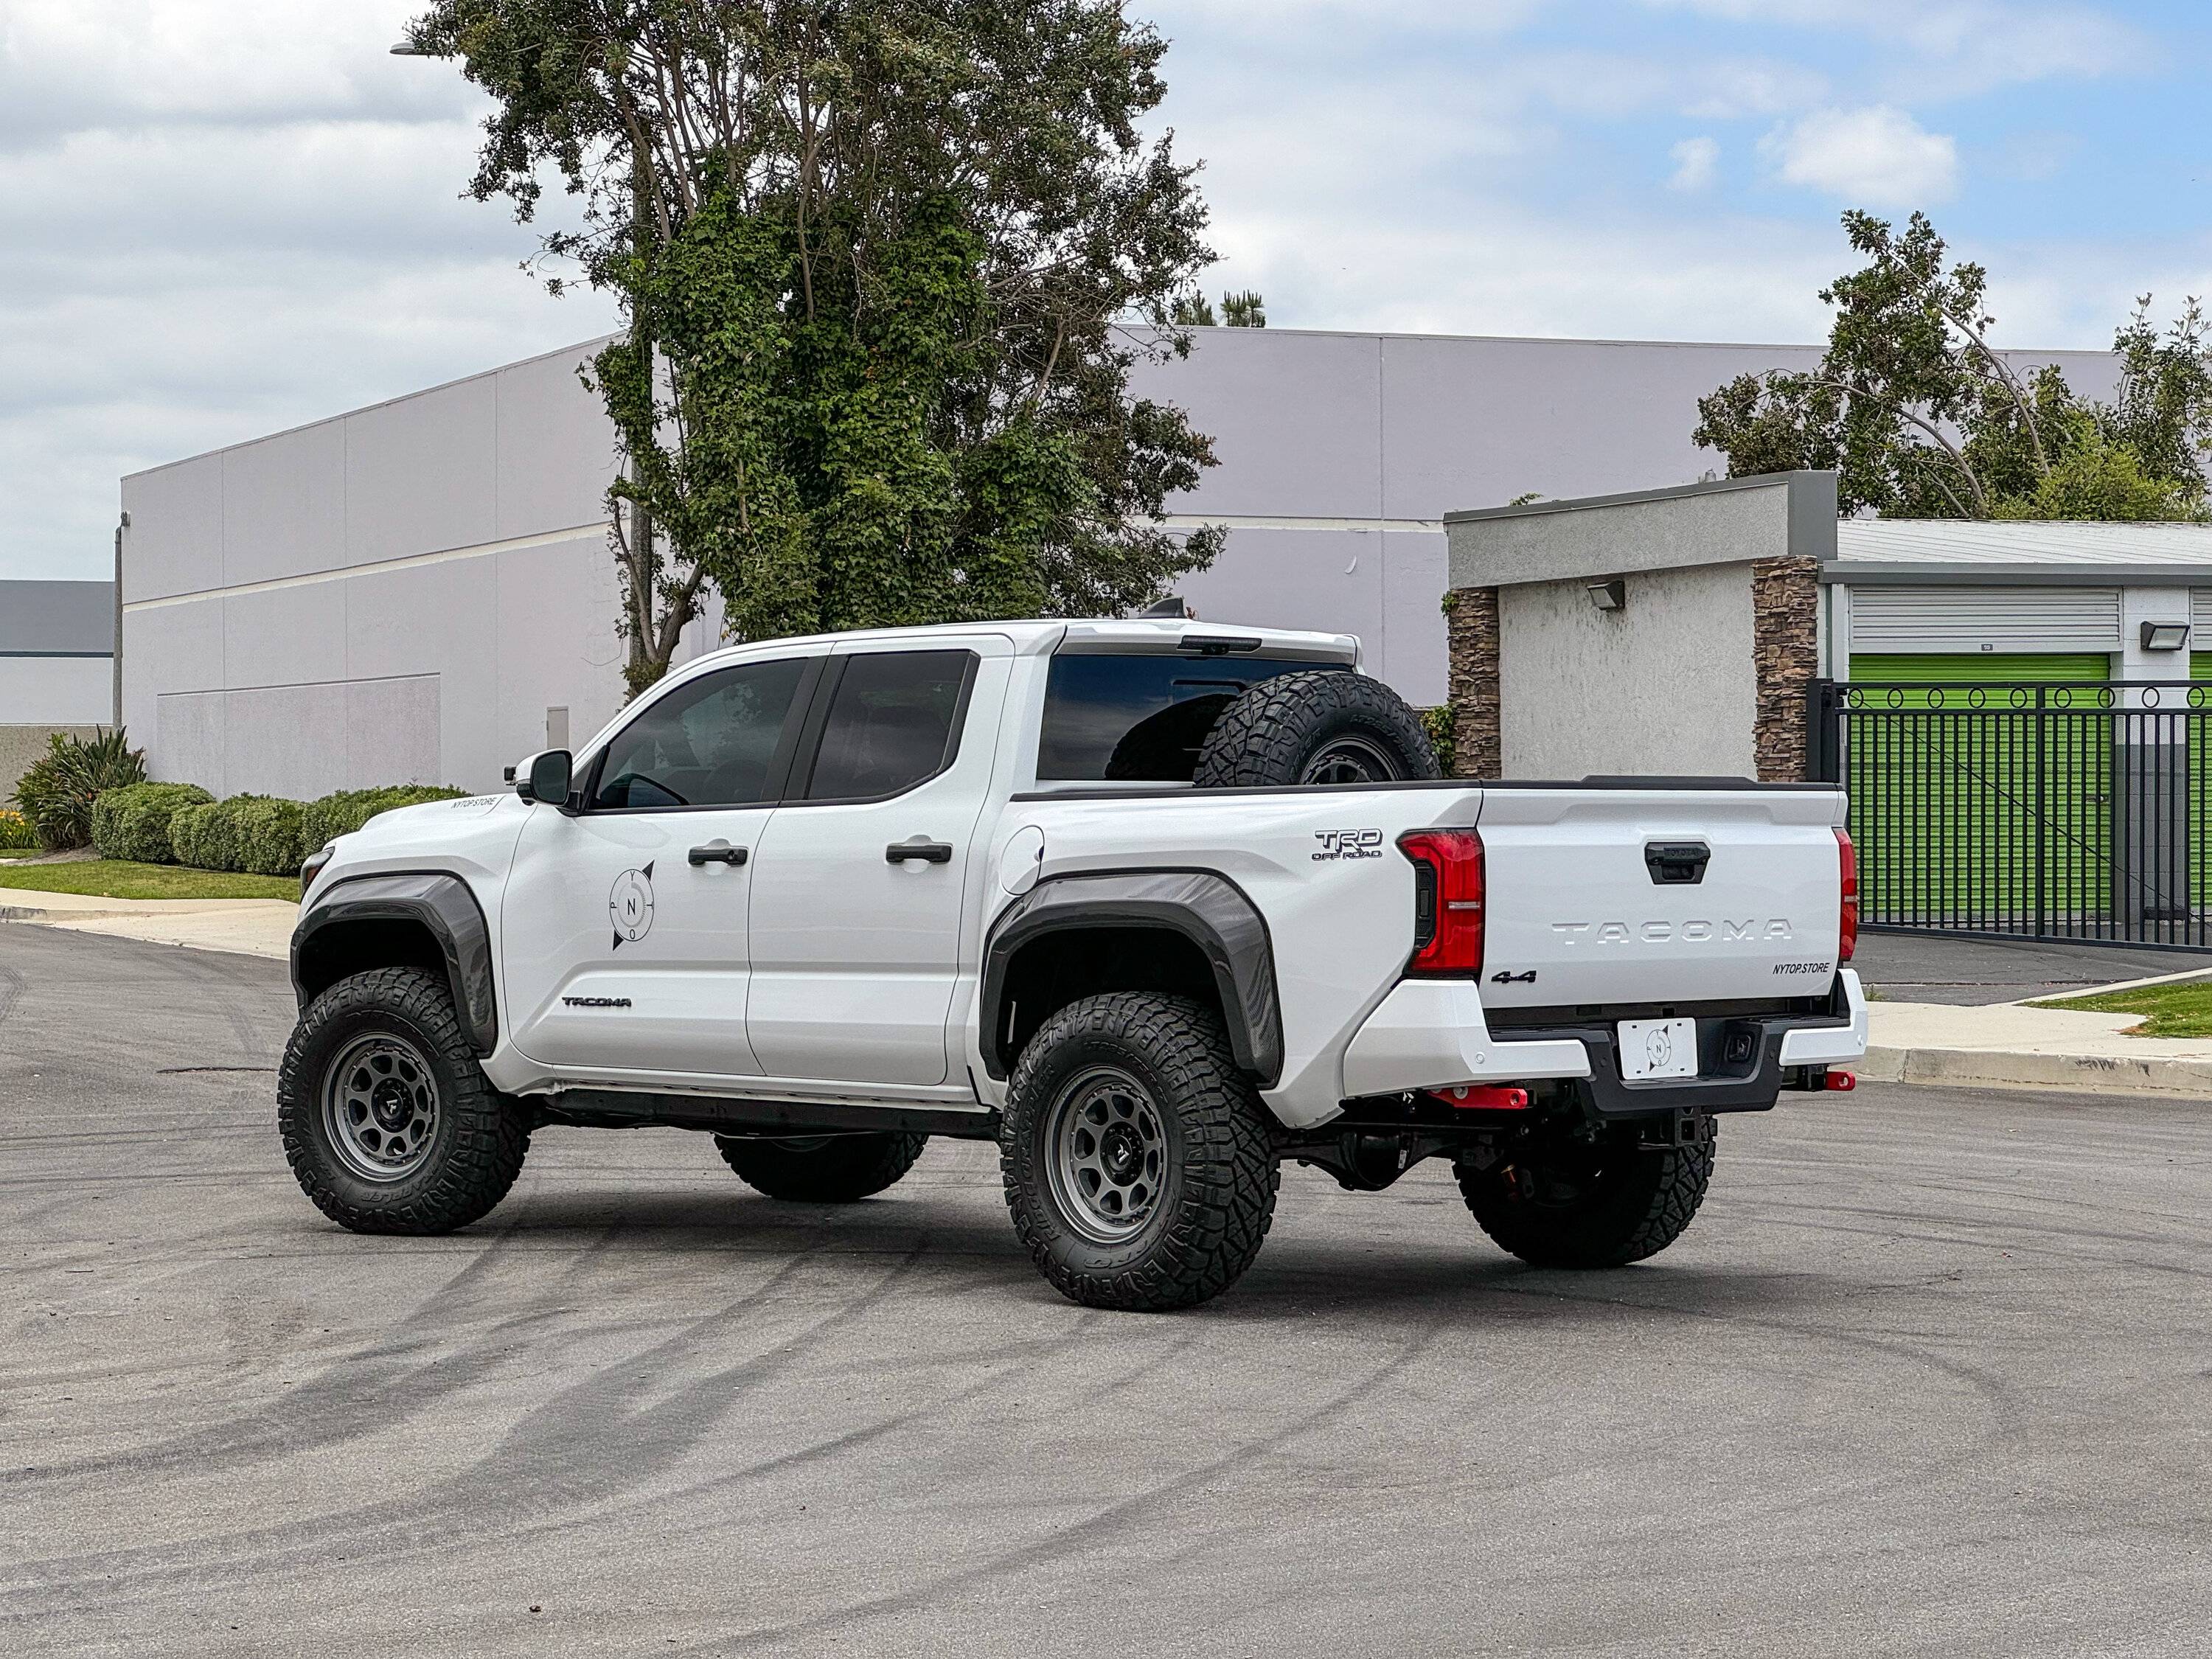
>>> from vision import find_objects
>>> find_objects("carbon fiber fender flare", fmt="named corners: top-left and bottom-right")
top-left (978, 869), bottom-right (1283, 1087)
top-left (291, 872), bottom-right (498, 1054)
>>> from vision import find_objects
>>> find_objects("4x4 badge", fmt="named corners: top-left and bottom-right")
top-left (609, 863), bottom-right (655, 950)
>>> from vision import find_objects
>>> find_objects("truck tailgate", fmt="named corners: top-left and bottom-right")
top-left (1474, 787), bottom-right (1846, 1009)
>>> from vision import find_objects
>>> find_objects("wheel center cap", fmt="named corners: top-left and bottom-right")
top-left (1102, 1123), bottom-right (1143, 1180)
top-left (370, 1079), bottom-right (412, 1130)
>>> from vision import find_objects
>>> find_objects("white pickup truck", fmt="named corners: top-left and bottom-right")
top-left (279, 618), bottom-right (1867, 1310)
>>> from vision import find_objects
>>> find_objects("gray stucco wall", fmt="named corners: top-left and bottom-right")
top-left (1, 724), bottom-right (102, 806)
top-left (1498, 563), bottom-right (1759, 779)
top-left (120, 341), bottom-right (647, 796)
top-left (1444, 472), bottom-right (1836, 588)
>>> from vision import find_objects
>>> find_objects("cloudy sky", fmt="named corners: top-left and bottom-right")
top-left (3, 0), bottom-right (2207, 582)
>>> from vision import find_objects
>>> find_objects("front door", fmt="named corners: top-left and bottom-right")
top-left (501, 653), bottom-right (819, 1079)
top-left (745, 641), bottom-right (1009, 1087)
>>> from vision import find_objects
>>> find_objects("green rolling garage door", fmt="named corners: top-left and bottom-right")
top-left (1844, 654), bottom-right (2114, 925)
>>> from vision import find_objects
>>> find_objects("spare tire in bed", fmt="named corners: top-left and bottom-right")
top-left (1193, 670), bottom-right (1442, 788)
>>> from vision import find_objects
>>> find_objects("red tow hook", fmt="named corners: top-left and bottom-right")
top-left (1823, 1070), bottom-right (1857, 1092)
top-left (1428, 1085), bottom-right (1531, 1110)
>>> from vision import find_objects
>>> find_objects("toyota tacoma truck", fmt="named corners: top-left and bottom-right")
top-left (279, 618), bottom-right (1867, 1310)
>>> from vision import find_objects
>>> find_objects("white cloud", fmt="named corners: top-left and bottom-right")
top-left (1762, 105), bottom-right (1960, 205)
top-left (0, 0), bottom-right (614, 582)
top-left (1669, 136), bottom-right (1720, 192)
top-left (1632, 0), bottom-right (2146, 99)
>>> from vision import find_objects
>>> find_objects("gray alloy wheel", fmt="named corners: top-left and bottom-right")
top-left (279, 967), bottom-right (529, 1235)
top-left (1297, 733), bottom-right (1404, 785)
top-left (1192, 669), bottom-right (1441, 790)
top-left (1043, 1064), bottom-right (1168, 1243)
top-left (321, 1032), bottom-right (441, 1183)
top-left (1000, 992), bottom-right (1279, 1311)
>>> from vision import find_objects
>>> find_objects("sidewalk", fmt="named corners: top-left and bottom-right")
top-left (1863, 998), bottom-right (2212, 1098)
top-left (0, 890), bottom-right (296, 960)
top-left (1853, 932), bottom-right (2212, 1099)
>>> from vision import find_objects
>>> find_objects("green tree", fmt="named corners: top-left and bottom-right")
top-left (1220, 289), bottom-right (1265, 327)
top-left (409, 0), bottom-right (1225, 695)
top-left (1169, 288), bottom-right (1265, 328)
top-left (1694, 210), bottom-right (2212, 521)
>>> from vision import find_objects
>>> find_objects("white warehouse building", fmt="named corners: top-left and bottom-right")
top-left (119, 327), bottom-right (2121, 798)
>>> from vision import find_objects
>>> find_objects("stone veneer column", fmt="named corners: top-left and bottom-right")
top-left (1443, 585), bottom-right (1501, 779)
top-left (1750, 556), bottom-right (1820, 782)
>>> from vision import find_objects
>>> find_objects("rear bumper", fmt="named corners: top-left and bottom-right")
top-left (1341, 969), bottom-right (1867, 1114)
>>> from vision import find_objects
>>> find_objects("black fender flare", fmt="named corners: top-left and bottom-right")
top-left (291, 872), bottom-right (499, 1054)
top-left (978, 869), bottom-right (1282, 1087)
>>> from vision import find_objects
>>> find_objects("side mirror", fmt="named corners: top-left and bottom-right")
top-left (515, 748), bottom-right (574, 808)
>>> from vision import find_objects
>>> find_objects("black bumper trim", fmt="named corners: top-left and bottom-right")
top-left (1517, 1007), bottom-right (1853, 1117)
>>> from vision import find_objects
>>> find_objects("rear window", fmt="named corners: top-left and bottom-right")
top-left (1037, 654), bottom-right (1343, 782)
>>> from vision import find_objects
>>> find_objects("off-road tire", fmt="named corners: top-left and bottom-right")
top-left (277, 967), bottom-right (529, 1235)
top-left (1456, 1123), bottom-right (1717, 1269)
top-left (1001, 992), bottom-right (1278, 1312)
top-left (1193, 669), bottom-right (1441, 789)
top-left (714, 1133), bottom-right (928, 1202)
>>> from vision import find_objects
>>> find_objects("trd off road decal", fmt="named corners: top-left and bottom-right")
top-left (1312, 829), bottom-right (1384, 862)
top-left (609, 863), bottom-right (655, 950)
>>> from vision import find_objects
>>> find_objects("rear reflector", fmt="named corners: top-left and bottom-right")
top-left (1824, 1069), bottom-right (1857, 1092)
top-left (1835, 827), bottom-right (1858, 964)
top-left (1400, 829), bottom-right (1485, 976)
top-left (1429, 1085), bottom-right (1529, 1110)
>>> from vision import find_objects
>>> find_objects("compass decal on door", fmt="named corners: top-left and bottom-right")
top-left (609, 863), bottom-right (655, 950)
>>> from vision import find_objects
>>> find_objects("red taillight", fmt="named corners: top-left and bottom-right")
top-left (1834, 827), bottom-right (1858, 963)
top-left (1400, 829), bottom-right (1484, 976)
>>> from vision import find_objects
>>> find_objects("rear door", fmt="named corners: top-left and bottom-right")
top-left (745, 639), bottom-right (1011, 1087)
top-left (1474, 787), bottom-right (1847, 1009)
top-left (500, 652), bottom-right (821, 1077)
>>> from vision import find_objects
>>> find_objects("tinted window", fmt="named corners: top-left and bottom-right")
top-left (802, 650), bottom-right (975, 801)
top-left (1037, 655), bottom-right (1344, 782)
top-left (592, 657), bottom-right (808, 809)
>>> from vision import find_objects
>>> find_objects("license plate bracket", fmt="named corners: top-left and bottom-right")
top-left (1616, 1017), bottom-right (1699, 1082)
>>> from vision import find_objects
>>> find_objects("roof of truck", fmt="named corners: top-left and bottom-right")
top-left (692, 617), bottom-right (1363, 664)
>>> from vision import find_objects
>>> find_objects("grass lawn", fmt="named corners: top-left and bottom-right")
top-left (0, 860), bottom-right (299, 902)
top-left (2031, 978), bottom-right (2212, 1038)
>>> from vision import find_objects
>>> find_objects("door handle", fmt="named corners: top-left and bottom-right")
top-left (688, 840), bottom-right (748, 866)
top-left (886, 839), bottom-right (954, 865)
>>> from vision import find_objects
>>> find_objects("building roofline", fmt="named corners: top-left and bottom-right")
top-left (1826, 563), bottom-right (2212, 586)
top-left (1442, 471), bottom-right (1836, 526)
top-left (120, 333), bottom-right (622, 484)
top-left (1166, 324), bottom-right (2118, 360)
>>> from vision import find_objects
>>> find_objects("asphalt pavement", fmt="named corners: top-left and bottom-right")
top-left (1852, 930), bottom-right (2212, 1005)
top-left (4, 924), bottom-right (2211, 1658)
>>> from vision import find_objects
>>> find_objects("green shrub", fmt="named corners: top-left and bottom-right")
top-left (1419, 704), bottom-right (1457, 776)
top-left (0, 808), bottom-right (38, 851)
top-left (10, 728), bottom-right (147, 850)
top-left (89, 782), bottom-right (213, 863)
top-left (167, 800), bottom-right (228, 872)
top-left (301, 784), bottom-right (468, 849)
top-left (172, 794), bottom-right (310, 875)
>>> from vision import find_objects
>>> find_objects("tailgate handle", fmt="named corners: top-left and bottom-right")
top-left (1645, 841), bottom-right (1711, 885)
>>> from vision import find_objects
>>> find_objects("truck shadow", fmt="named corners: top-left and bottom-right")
top-left (433, 1183), bottom-right (1842, 1332)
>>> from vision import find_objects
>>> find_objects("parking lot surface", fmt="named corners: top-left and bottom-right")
top-left (1852, 930), bottom-right (2212, 1005)
top-left (4, 924), bottom-right (2211, 1658)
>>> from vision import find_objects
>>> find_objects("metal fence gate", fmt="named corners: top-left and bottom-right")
top-left (1809, 678), bottom-right (2212, 950)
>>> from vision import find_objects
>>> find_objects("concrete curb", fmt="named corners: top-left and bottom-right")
top-left (1861, 1045), bottom-right (2212, 1099)
top-left (0, 903), bottom-right (145, 922)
